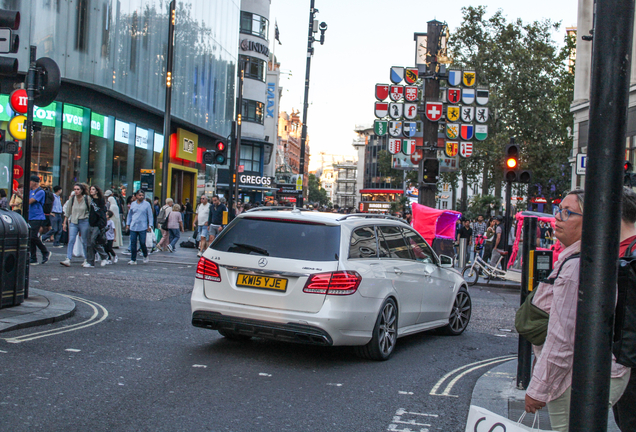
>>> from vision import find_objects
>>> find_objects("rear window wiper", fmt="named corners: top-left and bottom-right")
top-left (232, 243), bottom-right (269, 256)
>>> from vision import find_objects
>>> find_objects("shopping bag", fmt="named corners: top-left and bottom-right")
top-left (154, 228), bottom-right (162, 243)
top-left (145, 232), bottom-right (156, 249)
top-left (72, 233), bottom-right (84, 258)
top-left (465, 405), bottom-right (556, 432)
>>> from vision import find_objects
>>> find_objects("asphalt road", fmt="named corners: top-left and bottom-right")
top-left (0, 251), bottom-right (521, 432)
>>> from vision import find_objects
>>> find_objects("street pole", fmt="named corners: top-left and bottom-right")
top-left (227, 120), bottom-right (236, 220)
top-left (418, 20), bottom-right (442, 208)
top-left (517, 216), bottom-right (536, 389)
top-left (570, 0), bottom-right (635, 429)
top-left (160, 0), bottom-right (176, 204)
top-left (232, 66), bottom-right (244, 208)
top-left (502, 180), bottom-right (512, 270)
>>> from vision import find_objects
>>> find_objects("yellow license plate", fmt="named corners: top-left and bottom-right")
top-left (236, 273), bottom-right (288, 292)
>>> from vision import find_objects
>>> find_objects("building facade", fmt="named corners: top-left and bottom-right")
top-left (0, 0), bottom-right (239, 207)
top-left (275, 110), bottom-right (309, 204)
top-left (333, 161), bottom-right (357, 209)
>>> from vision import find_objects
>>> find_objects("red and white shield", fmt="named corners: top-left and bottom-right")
top-left (425, 102), bottom-right (443, 122)
top-left (410, 149), bottom-right (423, 165)
top-left (388, 138), bottom-right (402, 155)
top-left (405, 68), bottom-right (418, 84)
top-left (375, 102), bottom-right (388, 118)
top-left (404, 103), bottom-right (418, 120)
top-left (460, 141), bottom-right (473, 158)
top-left (448, 88), bottom-right (461, 104)
top-left (389, 85), bottom-right (404, 102)
top-left (404, 86), bottom-right (418, 102)
top-left (375, 84), bottom-right (389, 101)
top-left (402, 139), bottom-right (416, 155)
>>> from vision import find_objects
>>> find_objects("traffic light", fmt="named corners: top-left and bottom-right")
top-left (422, 158), bottom-right (439, 184)
top-left (0, 9), bottom-right (19, 76)
top-left (213, 140), bottom-right (227, 165)
top-left (625, 161), bottom-right (636, 187)
top-left (504, 144), bottom-right (531, 183)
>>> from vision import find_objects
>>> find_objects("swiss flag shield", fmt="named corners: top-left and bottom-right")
top-left (375, 84), bottom-right (389, 101)
top-left (425, 102), bottom-right (443, 122)
top-left (410, 149), bottom-right (423, 165)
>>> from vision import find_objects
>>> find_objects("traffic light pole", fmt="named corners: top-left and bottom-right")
top-left (502, 180), bottom-right (512, 270)
top-left (22, 45), bottom-right (36, 299)
top-left (418, 20), bottom-right (442, 208)
top-left (160, 0), bottom-right (175, 205)
top-left (232, 66), bottom-right (244, 209)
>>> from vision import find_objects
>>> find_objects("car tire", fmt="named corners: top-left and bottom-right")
top-left (218, 329), bottom-right (252, 341)
top-left (462, 266), bottom-right (479, 286)
top-left (441, 287), bottom-right (471, 336)
top-left (355, 298), bottom-right (398, 361)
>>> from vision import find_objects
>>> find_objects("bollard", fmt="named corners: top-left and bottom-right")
top-left (458, 238), bottom-right (468, 269)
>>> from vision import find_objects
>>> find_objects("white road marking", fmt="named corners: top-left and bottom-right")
top-left (127, 357), bottom-right (142, 361)
top-left (2, 295), bottom-right (108, 344)
top-left (395, 409), bottom-right (438, 417)
top-left (0, 350), bottom-right (7, 353)
top-left (65, 348), bottom-right (81, 352)
top-left (192, 364), bottom-right (207, 368)
top-left (429, 355), bottom-right (516, 397)
top-left (392, 418), bottom-right (431, 427)
top-left (259, 373), bottom-right (272, 377)
top-left (327, 383), bottom-right (343, 387)
top-left (398, 391), bottom-right (414, 395)
top-left (51, 278), bottom-right (59, 281)
top-left (389, 409), bottom-right (438, 432)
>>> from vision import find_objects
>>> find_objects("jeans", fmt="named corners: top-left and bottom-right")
top-left (130, 230), bottom-right (148, 262)
top-left (67, 218), bottom-right (89, 260)
top-left (168, 228), bottom-right (181, 249)
top-left (86, 226), bottom-right (109, 265)
top-left (42, 213), bottom-right (63, 245)
top-left (29, 219), bottom-right (49, 260)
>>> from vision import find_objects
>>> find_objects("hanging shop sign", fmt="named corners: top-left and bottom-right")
top-left (135, 127), bottom-right (149, 149)
top-left (176, 128), bottom-right (198, 162)
top-left (8, 114), bottom-right (26, 140)
top-left (9, 89), bottom-right (27, 114)
top-left (62, 104), bottom-right (85, 132)
top-left (114, 120), bottom-right (130, 143)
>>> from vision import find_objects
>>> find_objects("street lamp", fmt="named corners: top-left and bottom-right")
top-left (297, 0), bottom-right (327, 208)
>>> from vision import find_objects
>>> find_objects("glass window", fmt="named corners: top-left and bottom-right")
top-left (112, 141), bottom-right (128, 190)
top-left (240, 11), bottom-right (269, 40)
top-left (88, 113), bottom-right (111, 188)
top-left (242, 100), bottom-right (264, 124)
top-left (401, 228), bottom-right (436, 263)
top-left (60, 128), bottom-right (82, 195)
top-left (377, 225), bottom-right (411, 259)
top-left (239, 144), bottom-right (261, 173)
top-left (239, 55), bottom-right (266, 82)
top-left (349, 226), bottom-right (378, 259)
top-left (30, 126), bottom-right (56, 189)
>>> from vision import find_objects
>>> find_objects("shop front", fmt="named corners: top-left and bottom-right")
top-left (215, 172), bottom-right (277, 204)
top-left (358, 188), bottom-right (404, 213)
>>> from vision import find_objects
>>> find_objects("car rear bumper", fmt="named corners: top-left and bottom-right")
top-left (192, 311), bottom-right (333, 346)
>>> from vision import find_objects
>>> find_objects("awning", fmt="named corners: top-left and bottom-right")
top-left (360, 189), bottom-right (404, 194)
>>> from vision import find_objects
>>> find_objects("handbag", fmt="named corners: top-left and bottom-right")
top-left (72, 233), bottom-right (84, 258)
top-left (465, 405), bottom-right (556, 432)
top-left (515, 290), bottom-right (549, 345)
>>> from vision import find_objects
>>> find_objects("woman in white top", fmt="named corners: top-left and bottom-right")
top-left (105, 190), bottom-right (123, 248)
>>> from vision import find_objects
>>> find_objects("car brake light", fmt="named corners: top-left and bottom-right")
top-left (303, 271), bottom-right (361, 295)
top-left (196, 257), bottom-right (221, 282)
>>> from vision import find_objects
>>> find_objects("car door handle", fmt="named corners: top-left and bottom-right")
top-left (394, 267), bottom-right (403, 275)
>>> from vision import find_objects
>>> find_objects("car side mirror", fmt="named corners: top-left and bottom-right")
top-left (439, 254), bottom-right (453, 268)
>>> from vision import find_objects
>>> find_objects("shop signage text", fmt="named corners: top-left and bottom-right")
top-left (240, 39), bottom-right (269, 57)
top-left (239, 175), bottom-right (273, 186)
top-left (266, 83), bottom-right (275, 118)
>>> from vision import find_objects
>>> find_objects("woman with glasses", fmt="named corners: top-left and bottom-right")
top-left (61, 183), bottom-right (91, 267)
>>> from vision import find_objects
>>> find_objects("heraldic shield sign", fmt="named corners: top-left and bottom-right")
top-left (425, 102), bottom-right (443, 122)
top-left (448, 70), bottom-right (461, 87)
top-left (403, 122), bottom-right (417, 138)
top-left (404, 86), bottom-right (418, 102)
top-left (460, 124), bottom-right (474, 140)
top-left (404, 103), bottom-right (418, 120)
top-left (402, 139), bottom-right (416, 155)
top-left (390, 85), bottom-right (404, 101)
top-left (476, 89), bottom-right (489, 105)
top-left (375, 102), bottom-right (388, 118)
top-left (448, 88), bottom-right (461, 104)
top-left (405, 68), bottom-right (418, 84)
top-left (389, 103), bottom-right (403, 119)
top-left (390, 66), bottom-right (404, 84)
top-left (475, 124), bottom-right (488, 141)
top-left (445, 141), bottom-right (459, 157)
top-left (463, 70), bottom-right (476, 87)
top-left (462, 88), bottom-right (475, 105)
top-left (388, 121), bottom-right (403, 137)
top-left (460, 141), bottom-right (473, 158)
top-left (374, 120), bottom-right (388, 136)
top-left (461, 106), bottom-right (474, 123)
top-left (375, 84), bottom-right (389, 101)
top-left (447, 106), bottom-right (460, 122)
top-left (476, 107), bottom-right (489, 123)
top-left (446, 123), bottom-right (459, 139)
top-left (388, 138), bottom-right (402, 154)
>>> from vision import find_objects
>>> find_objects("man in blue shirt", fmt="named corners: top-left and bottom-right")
top-left (41, 185), bottom-right (64, 247)
top-left (125, 189), bottom-right (154, 265)
top-left (28, 175), bottom-right (51, 265)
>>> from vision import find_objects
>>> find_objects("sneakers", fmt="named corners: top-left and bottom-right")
top-left (53, 244), bottom-right (64, 248)
top-left (127, 260), bottom-right (137, 265)
top-left (101, 259), bottom-right (109, 267)
top-left (60, 258), bottom-right (71, 267)
top-left (142, 255), bottom-right (149, 264)
top-left (29, 260), bottom-right (39, 266)
top-left (197, 251), bottom-right (202, 257)
top-left (167, 244), bottom-right (174, 252)
top-left (123, 250), bottom-right (131, 255)
top-left (113, 255), bottom-right (119, 264)
top-left (82, 262), bottom-right (95, 268)
top-left (41, 251), bottom-right (52, 264)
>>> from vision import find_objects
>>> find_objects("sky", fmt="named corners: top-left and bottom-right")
top-left (268, 0), bottom-right (579, 171)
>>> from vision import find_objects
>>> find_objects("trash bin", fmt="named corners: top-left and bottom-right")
top-left (0, 208), bottom-right (29, 308)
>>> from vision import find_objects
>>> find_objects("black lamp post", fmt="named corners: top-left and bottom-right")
top-left (297, 0), bottom-right (327, 208)
top-left (160, 0), bottom-right (176, 205)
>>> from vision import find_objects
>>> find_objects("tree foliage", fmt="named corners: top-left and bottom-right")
top-left (307, 174), bottom-right (330, 205)
top-left (445, 6), bottom-right (575, 205)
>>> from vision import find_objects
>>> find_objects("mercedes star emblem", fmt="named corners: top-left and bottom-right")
top-left (258, 258), bottom-right (268, 267)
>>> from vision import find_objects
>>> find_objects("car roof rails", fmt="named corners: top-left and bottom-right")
top-left (245, 206), bottom-right (311, 213)
top-left (336, 214), bottom-right (409, 224)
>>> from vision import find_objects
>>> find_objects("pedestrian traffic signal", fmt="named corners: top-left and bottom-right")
top-left (214, 140), bottom-right (227, 165)
top-left (0, 9), bottom-right (19, 76)
top-left (422, 158), bottom-right (439, 184)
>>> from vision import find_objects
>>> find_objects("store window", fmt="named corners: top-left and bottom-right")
top-left (88, 113), bottom-right (112, 188)
top-left (242, 100), bottom-right (264, 124)
top-left (240, 11), bottom-right (269, 40)
top-left (112, 120), bottom-right (130, 191)
top-left (239, 55), bottom-right (266, 82)
top-left (133, 127), bottom-right (153, 183)
top-left (60, 105), bottom-right (84, 194)
top-left (240, 144), bottom-right (262, 172)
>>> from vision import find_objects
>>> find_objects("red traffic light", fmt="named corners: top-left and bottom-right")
top-left (626, 161), bottom-right (633, 172)
top-left (216, 142), bottom-right (225, 152)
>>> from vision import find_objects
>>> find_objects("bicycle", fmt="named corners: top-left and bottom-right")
top-left (461, 251), bottom-right (508, 286)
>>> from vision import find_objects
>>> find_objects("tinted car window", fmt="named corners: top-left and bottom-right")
top-left (213, 217), bottom-right (341, 261)
top-left (377, 226), bottom-right (411, 259)
top-left (349, 226), bottom-right (378, 259)
top-left (401, 228), bottom-right (436, 263)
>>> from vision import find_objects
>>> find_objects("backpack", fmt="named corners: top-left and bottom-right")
top-left (157, 206), bottom-right (169, 224)
top-left (39, 187), bottom-right (55, 214)
top-left (613, 238), bottom-right (636, 367)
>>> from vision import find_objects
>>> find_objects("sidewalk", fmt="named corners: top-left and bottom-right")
top-left (0, 288), bottom-right (76, 333)
top-left (471, 359), bottom-right (621, 431)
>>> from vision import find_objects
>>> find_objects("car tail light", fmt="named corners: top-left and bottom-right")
top-left (303, 271), bottom-right (361, 295)
top-left (196, 257), bottom-right (221, 282)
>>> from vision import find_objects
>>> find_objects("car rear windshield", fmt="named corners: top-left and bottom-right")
top-left (212, 217), bottom-right (341, 261)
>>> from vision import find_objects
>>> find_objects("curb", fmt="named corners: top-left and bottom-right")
top-left (0, 288), bottom-right (76, 333)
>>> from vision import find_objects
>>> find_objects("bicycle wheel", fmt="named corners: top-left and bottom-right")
top-left (462, 266), bottom-right (479, 286)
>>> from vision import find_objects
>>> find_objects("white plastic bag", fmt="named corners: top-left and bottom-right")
top-left (72, 233), bottom-right (84, 258)
top-left (145, 231), bottom-right (156, 249)
top-left (465, 405), bottom-right (556, 432)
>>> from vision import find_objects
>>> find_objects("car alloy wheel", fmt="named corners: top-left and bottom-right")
top-left (444, 287), bottom-right (471, 335)
top-left (355, 298), bottom-right (398, 361)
